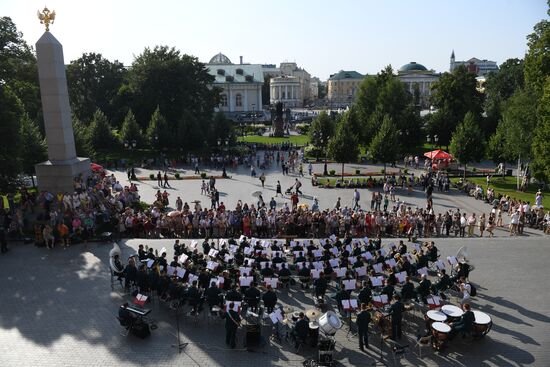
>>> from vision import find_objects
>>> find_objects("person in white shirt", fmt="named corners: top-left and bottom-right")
top-left (467, 214), bottom-right (477, 237)
top-left (459, 277), bottom-right (471, 305)
top-left (510, 211), bottom-right (520, 236)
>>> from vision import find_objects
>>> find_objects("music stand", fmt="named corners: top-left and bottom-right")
top-left (171, 302), bottom-right (189, 353)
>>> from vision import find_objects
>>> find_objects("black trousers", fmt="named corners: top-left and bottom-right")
top-left (358, 328), bottom-right (369, 348)
top-left (226, 326), bottom-right (237, 348)
top-left (391, 318), bottom-right (402, 340)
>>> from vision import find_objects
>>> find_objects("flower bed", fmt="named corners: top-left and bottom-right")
top-left (137, 175), bottom-right (229, 181)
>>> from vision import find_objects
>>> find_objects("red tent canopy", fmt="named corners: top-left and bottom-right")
top-left (90, 163), bottom-right (104, 171)
top-left (424, 149), bottom-right (453, 160)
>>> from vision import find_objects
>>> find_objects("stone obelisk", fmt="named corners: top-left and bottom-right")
top-left (34, 8), bottom-right (90, 193)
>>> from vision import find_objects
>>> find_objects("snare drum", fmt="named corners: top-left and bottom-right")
top-left (473, 311), bottom-right (492, 337)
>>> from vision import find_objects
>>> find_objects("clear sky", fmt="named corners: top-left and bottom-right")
top-left (2, 0), bottom-right (548, 79)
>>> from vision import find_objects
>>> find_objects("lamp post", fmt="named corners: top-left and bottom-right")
top-left (124, 140), bottom-right (137, 151)
top-left (426, 134), bottom-right (439, 149)
top-left (252, 103), bottom-right (256, 125)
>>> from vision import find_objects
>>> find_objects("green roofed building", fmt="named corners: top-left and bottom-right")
top-left (327, 70), bottom-right (366, 107)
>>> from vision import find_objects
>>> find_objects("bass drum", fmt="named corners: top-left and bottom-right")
top-left (318, 311), bottom-right (342, 336)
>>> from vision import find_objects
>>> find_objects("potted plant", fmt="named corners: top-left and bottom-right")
top-left (355, 169), bottom-right (360, 175)
top-left (174, 173), bottom-right (180, 179)
top-left (149, 173), bottom-right (155, 180)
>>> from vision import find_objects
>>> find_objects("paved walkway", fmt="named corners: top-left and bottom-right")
top-left (0, 236), bottom-right (549, 366)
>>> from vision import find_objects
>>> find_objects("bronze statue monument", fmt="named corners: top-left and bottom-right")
top-left (273, 102), bottom-right (285, 137)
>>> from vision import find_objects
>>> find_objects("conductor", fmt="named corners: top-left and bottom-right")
top-left (222, 302), bottom-right (241, 348)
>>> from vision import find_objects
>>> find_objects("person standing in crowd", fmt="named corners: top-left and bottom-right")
top-left (157, 171), bottom-right (163, 187)
top-left (259, 173), bottom-right (266, 188)
top-left (276, 181), bottom-right (283, 197)
top-left (353, 189), bottom-right (361, 211)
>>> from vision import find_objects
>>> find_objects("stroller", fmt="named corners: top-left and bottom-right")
top-left (285, 184), bottom-right (295, 195)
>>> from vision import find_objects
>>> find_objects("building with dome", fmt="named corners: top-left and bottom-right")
top-left (205, 53), bottom-right (263, 117)
top-left (396, 62), bottom-right (440, 108)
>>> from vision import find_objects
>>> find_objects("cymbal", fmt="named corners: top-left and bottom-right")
top-left (283, 306), bottom-right (293, 314)
top-left (306, 309), bottom-right (320, 320)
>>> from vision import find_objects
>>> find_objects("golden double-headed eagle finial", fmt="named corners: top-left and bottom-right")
top-left (37, 7), bottom-right (56, 32)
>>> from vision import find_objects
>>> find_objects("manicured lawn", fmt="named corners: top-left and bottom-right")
top-left (237, 135), bottom-right (310, 146)
top-left (451, 176), bottom-right (549, 208)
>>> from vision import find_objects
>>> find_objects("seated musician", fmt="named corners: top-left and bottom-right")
top-left (112, 254), bottom-right (125, 282)
top-left (146, 248), bottom-right (156, 260)
top-left (433, 269), bottom-right (452, 297)
top-left (451, 262), bottom-right (470, 283)
top-left (136, 264), bottom-right (150, 293)
top-left (335, 287), bottom-right (350, 314)
top-left (261, 262), bottom-right (274, 278)
top-left (414, 251), bottom-right (429, 273)
top-left (244, 282), bottom-right (261, 310)
top-left (416, 274), bottom-right (432, 303)
top-left (225, 284), bottom-right (243, 302)
top-left (292, 312), bottom-right (309, 348)
top-left (426, 242), bottom-right (438, 262)
top-left (398, 241), bottom-right (407, 255)
top-left (137, 244), bottom-right (147, 261)
top-left (279, 263), bottom-right (292, 287)
top-left (458, 277), bottom-right (472, 305)
top-left (205, 281), bottom-right (223, 310)
top-left (400, 276), bottom-right (416, 302)
top-left (295, 252), bottom-right (307, 263)
top-left (118, 302), bottom-right (136, 328)
top-left (158, 252), bottom-right (168, 269)
top-left (298, 265), bottom-right (311, 289)
top-left (381, 279), bottom-right (395, 300)
top-left (262, 285), bottom-right (278, 313)
top-left (173, 239), bottom-right (182, 256)
top-left (358, 282), bottom-right (372, 305)
top-left (449, 303), bottom-right (475, 339)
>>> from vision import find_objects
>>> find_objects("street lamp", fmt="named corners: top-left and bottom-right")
top-left (252, 103), bottom-right (256, 125)
top-left (426, 134), bottom-right (439, 148)
top-left (124, 140), bottom-right (137, 150)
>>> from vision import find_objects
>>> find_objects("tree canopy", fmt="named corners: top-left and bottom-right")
top-left (369, 114), bottom-right (399, 173)
top-left (328, 115), bottom-right (360, 179)
top-left (449, 112), bottom-right (485, 175)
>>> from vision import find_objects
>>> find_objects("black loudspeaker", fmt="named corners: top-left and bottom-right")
top-left (131, 322), bottom-right (151, 339)
top-left (245, 324), bottom-right (261, 346)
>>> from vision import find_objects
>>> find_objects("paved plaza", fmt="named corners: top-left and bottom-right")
top-left (1, 162), bottom-right (549, 367)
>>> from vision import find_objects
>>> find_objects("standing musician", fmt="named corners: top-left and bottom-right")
top-left (205, 281), bottom-right (223, 310)
top-left (400, 276), bottom-right (416, 302)
top-left (244, 282), bottom-right (261, 311)
top-left (388, 294), bottom-right (405, 340)
top-left (358, 281), bottom-right (372, 305)
top-left (292, 312), bottom-right (309, 349)
top-left (416, 274), bottom-right (432, 303)
top-left (222, 302), bottom-right (241, 348)
top-left (356, 303), bottom-right (372, 350)
top-left (262, 284), bottom-right (278, 313)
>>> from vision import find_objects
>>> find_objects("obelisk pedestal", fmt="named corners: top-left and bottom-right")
top-left (34, 31), bottom-right (90, 193)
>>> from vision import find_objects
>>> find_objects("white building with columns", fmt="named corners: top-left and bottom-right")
top-left (396, 62), bottom-right (440, 109)
top-left (270, 75), bottom-right (301, 107)
top-left (206, 53), bottom-right (263, 115)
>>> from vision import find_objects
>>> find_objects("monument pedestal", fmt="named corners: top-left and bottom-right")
top-left (35, 157), bottom-right (90, 193)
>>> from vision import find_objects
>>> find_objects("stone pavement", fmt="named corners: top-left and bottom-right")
top-left (1, 235), bottom-right (549, 367)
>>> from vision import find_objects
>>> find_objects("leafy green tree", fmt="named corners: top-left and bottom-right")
top-left (0, 85), bottom-right (23, 189)
top-left (119, 109), bottom-right (143, 146)
top-left (88, 109), bottom-right (115, 152)
top-left (72, 118), bottom-right (93, 157)
top-left (368, 115), bottom-right (399, 176)
top-left (483, 58), bottom-right (524, 135)
top-left (531, 77), bottom-right (550, 182)
top-left (0, 17), bottom-right (41, 123)
top-left (309, 111), bottom-right (335, 150)
top-left (328, 116), bottom-right (360, 180)
top-left (524, 2), bottom-right (550, 97)
top-left (66, 52), bottom-right (125, 125)
top-left (449, 112), bottom-right (486, 178)
top-left (207, 112), bottom-right (235, 147)
top-left (145, 106), bottom-right (173, 150)
top-left (355, 65), bottom-right (422, 151)
top-left (124, 46), bottom-right (219, 130)
top-left (19, 114), bottom-right (47, 186)
top-left (429, 65), bottom-right (484, 147)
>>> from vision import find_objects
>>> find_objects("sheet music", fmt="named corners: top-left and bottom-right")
top-left (290, 240), bottom-right (296, 247)
top-left (356, 266), bottom-right (367, 277)
top-left (208, 249), bottom-right (219, 258)
top-left (243, 247), bottom-right (252, 255)
top-left (226, 301), bottom-right (241, 312)
top-left (179, 253), bottom-right (188, 264)
top-left (436, 260), bottom-right (446, 270)
top-left (264, 277), bottom-right (278, 288)
top-left (346, 245), bottom-right (353, 253)
top-left (341, 299), bottom-right (351, 309)
top-left (311, 269), bottom-right (321, 279)
top-left (239, 235), bottom-right (246, 242)
top-left (177, 268), bottom-right (186, 278)
top-left (348, 256), bottom-right (357, 265)
top-left (380, 248), bottom-right (387, 256)
top-left (239, 267), bottom-right (252, 275)
top-left (146, 259), bottom-right (154, 268)
top-left (428, 295), bottom-right (441, 305)
top-left (216, 276), bottom-right (224, 286)
top-left (239, 276), bottom-right (253, 287)
top-left (229, 245), bottom-right (238, 254)
top-left (189, 240), bottom-right (198, 250)
top-left (329, 234), bottom-right (337, 242)
top-left (413, 243), bottom-right (421, 252)
top-left (362, 252), bottom-right (373, 260)
top-left (207, 261), bottom-right (218, 270)
top-left (275, 263), bottom-right (284, 270)
top-left (396, 271), bottom-right (407, 283)
top-left (385, 259), bottom-right (397, 268)
top-left (330, 247), bottom-right (339, 256)
top-left (447, 256), bottom-right (458, 265)
top-left (343, 279), bottom-right (356, 290)
top-left (244, 258), bottom-right (254, 266)
top-left (188, 274), bottom-right (198, 284)
top-left (329, 258), bottom-right (340, 267)
top-left (373, 263), bottom-right (383, 273)
top-left (313, 261), bottom-right (324, 269)
top-left (224, 254), bottom-right (233, 262)
top-left (370, 276), bottom-right (383, 287)
top-left (334, 267), bottom-right (347, 277)
top-left (166, 265), bottom-right (176, 276)
top-left (350, 299), bottom-right (358, 309)
top-left (418, 267), bottom-right (429, 276)
top-left (373, 294), bottom-right (388, 304)
top-left (312, 250), bottom-right (323, 258)
top-left (269, 309), bottom-right (284, 323)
